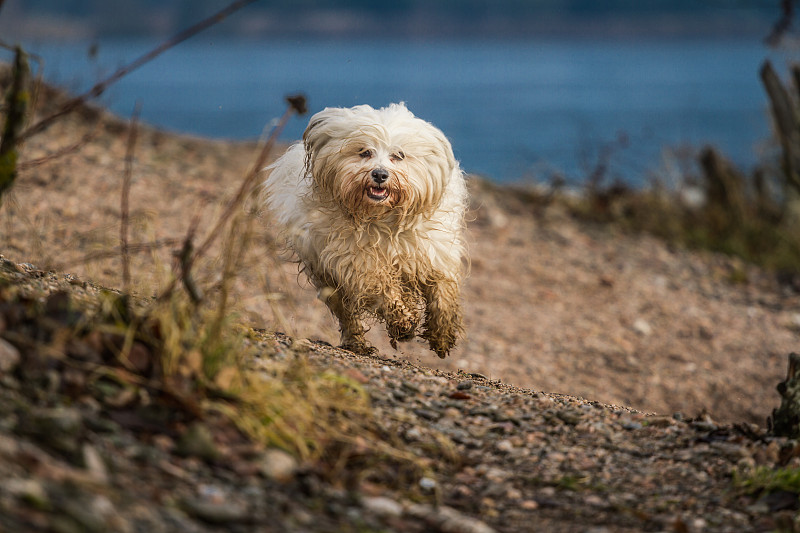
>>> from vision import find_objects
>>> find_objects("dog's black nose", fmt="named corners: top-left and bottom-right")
top-left (371, 168), bottom-right (389, 184)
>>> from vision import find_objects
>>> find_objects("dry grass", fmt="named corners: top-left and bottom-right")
top-left (559, 144), bottom-right (800, 281)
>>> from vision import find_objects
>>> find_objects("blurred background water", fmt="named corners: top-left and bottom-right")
top-left (0, 1), bottom-right (791, 185)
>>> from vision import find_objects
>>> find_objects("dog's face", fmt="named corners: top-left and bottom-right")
top-left (302, 103), bottom-right (457, 219)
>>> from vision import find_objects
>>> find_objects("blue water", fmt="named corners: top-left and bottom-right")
top-left (17, 38), bottom-right (783, 184)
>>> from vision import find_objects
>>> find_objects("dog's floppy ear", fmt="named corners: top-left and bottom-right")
top-left (302, 107), bottom-right (351, 155)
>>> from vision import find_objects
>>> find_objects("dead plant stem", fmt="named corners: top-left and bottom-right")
top-left (121, 102), bottom-right (141, 294)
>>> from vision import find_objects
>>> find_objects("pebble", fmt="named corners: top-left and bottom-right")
top-left (0, 338), bottom-right (20, 373)
top-left (419, 477), bottom-right (437, 491)
top-left (82, 444), bottom-right (110, 485)
top-left (258, 448), bottom-right (298, 482)
top-left (414, 408), bottom-right (441, 421)
top-left (457, 379), bottom-right (474, 390)
top-left (6, 478), bottom-right (49, 509)
top-left (181, 498), bottom-right (249, 524)
top-left (176, 422), bottom-right (220, 461)
top-left (632, 318), bottom-right (652, 336)
top-left (406, 503), bottom-right (496, 533)
top-left (520, 499), bottom-right (539, 510)
top-left (404, 427), bottom-right (423, 442)
top-left (361, 496), bottom-right (403, 518)
top-left (401, 380), bottom-right (421, 393)
top-left (495, 439), bottom-right (514, 453)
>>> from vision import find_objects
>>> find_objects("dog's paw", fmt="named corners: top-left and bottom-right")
top-left (422, 327), bottom-right (458, 359)
top-left (387, 323), bottom-right (416, 347)
top-left (339, 340), bottom-right (378, 356)
top-left (428, 338), bottom-right (453, 359)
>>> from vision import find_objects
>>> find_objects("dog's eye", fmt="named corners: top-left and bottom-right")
top-left (359, 149), bottom-right (373, 159)
top-left (391, 151), bottom-right (405, 162)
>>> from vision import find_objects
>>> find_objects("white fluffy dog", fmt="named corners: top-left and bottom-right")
top-left (262, 103), bottom-right (467, 358)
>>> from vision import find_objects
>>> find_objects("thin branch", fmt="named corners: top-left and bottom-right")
top-left (54, 239), bottom-right (183, 270)
top-left (17, 0), bottom-right (260, 143)
top-left (121, 102), bottom-right (142, 293)
top-left (177, 215), bottom-right (203, 305)
top-left (17, 131), bottom-right (96, 171)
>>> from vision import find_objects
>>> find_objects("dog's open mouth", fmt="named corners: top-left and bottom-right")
top-left (366, 186), bottom-right (390, 201)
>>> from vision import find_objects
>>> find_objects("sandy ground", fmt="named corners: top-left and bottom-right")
top-left (4, 84), bottom-right (799, 426)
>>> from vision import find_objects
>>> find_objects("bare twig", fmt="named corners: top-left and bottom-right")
top-left (176, 217), bottom-right (204, 305)
top-left (767, 0), bottom-right (797, 47)
top-left (60, 239), bottom-right (183, 269)
top-left (17, 0), bottom-right (260, 143)
top-left (17, 131), bottom-right (97, 171)
top-left (121, 102), bottom-right (142, 293)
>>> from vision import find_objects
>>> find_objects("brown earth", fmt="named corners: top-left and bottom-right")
top-left (1, 81), bottom-right (799, 532)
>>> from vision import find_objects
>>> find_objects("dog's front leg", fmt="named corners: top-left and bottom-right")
top-left (322, 288), bottom-right (376, 355)
top-left (421, 276), bottom-right (463, 358)
top-left (380, 283), bottom-right (421, 348)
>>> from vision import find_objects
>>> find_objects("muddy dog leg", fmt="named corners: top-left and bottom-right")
top-left (322, 288), bottom-right (375, 355)
top-left (421, 276), bottom-right (463, 358)
top-left (380, 282), bottom-right (422, 349)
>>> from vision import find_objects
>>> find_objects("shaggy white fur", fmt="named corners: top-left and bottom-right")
top-left (262, 103), bottom-right (467, 358)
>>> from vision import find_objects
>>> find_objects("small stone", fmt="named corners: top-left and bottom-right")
top-left (404, 427), bottom-right (423, 442)
top-left (362, 496), bottom-right (403, 518)
top-left (258, 448), bottom-right (298, 482)
top-left (495, 439), bottom-right (514, 453)
top-left (406, 503), bottom-right (496, 533)
top-left (632, 318), bottom-right (652, 336)
top-left (6, 479), bottom-right (49, 509)
top-left (176, 422), bottom-right (220, 461)
top-left (457, 380), bottom-right (474, 390)
top-left (125, 342), bottom-right (153, 375)
top-left (290, 338), bottom-right (313, 353)
top-left (419, 477), bottom-right (437, 491)
top-left (520, 499), bottom-right (539, 510)
top-left (82, 444), bottom-right (109, 484)
top-left (401, 380), bottom-right (421, 393)
top-left (182, 498), bottom-right (249, 524)
top-left (0, 338), bottom-right (20, 373)
top-left (414, 408), bottom-right (441, 421)
top-left (505, 487), bottom-right (523, 500)
top-left (645, 416), bottom-right (675, 428)
top-left (556, 409), bottom-right (582, 425)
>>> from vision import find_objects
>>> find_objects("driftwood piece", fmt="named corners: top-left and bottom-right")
top-left (768, 352), bottom-right (800, 438)
top-left (760, 60), bottom-right (800, 194)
